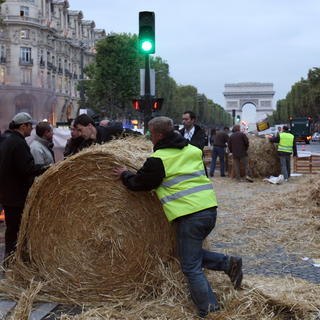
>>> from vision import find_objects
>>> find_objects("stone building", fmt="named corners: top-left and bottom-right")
top-left (0, 0), bottom-right (105, 131)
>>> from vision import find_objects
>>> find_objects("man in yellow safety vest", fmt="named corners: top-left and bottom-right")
top-left (113, 116), bottom-right (243, 318)
top-left (269, 125), bottom-right (297, 181)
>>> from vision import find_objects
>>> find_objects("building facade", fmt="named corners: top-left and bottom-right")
top-left (0, 0), bottom-right (105, 131)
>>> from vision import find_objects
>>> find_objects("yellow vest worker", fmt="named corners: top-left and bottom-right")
top-left (278, 132), bottom-right (294, 153)
top-left (151, 144), bottom-right (217, 222)
top-left (114, 116), bottom-right (243, 317)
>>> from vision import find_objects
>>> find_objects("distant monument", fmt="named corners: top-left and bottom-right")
top-left (223, 82), bottom-right (275, 123)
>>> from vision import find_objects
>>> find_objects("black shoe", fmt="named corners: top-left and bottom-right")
top-left (209, 173), bottom-right (214, 177)
top-left (226, 256), bottom-right (243, 289)
top-left (221, 174), bottom-right (226, 177)
top-left (197, 305), bottom-right (220, 318)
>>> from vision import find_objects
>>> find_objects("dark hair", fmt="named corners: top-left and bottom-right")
top-left (183, 110), bottom-right (196, 120)
top-left (282, 125), bottom-right (289, 132)
top-left (224, 126), bottom-right (230, 131)
top-left (73, 114), bottom-right (95, 127)
top-left (36, 121), bottom-right (52, 137)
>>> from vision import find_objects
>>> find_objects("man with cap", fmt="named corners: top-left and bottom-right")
top-left (0, 112), bottom-right (48, 263)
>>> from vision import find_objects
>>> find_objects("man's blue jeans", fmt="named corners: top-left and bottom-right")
top-left (175, 207), bottom-right (229, 315)
top-left (209, 146), bottom-right (225, 176)
top-left (279, 154), bottom-right (291, 180)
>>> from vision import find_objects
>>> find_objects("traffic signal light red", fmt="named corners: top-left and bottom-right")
top-left (133, 100), bottom-right (140, 110)
top-left (152, 98), bottom-right (163, 111)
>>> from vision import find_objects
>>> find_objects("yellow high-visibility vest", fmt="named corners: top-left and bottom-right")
top-left (151, 144), bottom-right (217, 222)
top-left (278, 132), bottom-right (294, 153)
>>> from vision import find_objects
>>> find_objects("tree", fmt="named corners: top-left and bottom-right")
top-left (83, 33), bottom-right (142, 119)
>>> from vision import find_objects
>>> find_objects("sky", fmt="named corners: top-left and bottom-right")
top-left (70, 0), bottom-right (320, 110)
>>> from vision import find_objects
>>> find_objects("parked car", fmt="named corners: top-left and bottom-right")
top-left (312, 132), bottom-right (320, 142)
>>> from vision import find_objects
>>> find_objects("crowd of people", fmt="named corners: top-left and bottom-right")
top-left (0, 109), bottom-right (297, 317)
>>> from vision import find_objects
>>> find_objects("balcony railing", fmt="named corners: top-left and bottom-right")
top-left (58, 67), bottom-right (63, 74)
top-left (52, 65), bottom-right (57, 73)
top-left (40, 60), bottom-right (45, 68)
top-left (0, 57), bottom-right (6, 64)
top-left (65, 69), bottom-right (72, 78)
top-left (73, 73), bottom-right (78, 80)
top-left (19, 58), bottom-right (33, 66)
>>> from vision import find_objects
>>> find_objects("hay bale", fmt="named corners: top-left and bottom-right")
top-left (247, 135), bottom-right (281, 178)
top-left (11, 137), bottom-right (176, 304)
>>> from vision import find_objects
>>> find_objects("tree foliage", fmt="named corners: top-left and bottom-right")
top-left (83, 33), bottom-right (232, 127)
top-left (267, 68), bottom-right (320, 125)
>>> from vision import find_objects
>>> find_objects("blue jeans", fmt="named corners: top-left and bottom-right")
top-left (209, 146), bottom-right (225, 176)
top-left (279, 154), bottom-right (291, 180)
top-left (175, 207), bottom-right (229, 315)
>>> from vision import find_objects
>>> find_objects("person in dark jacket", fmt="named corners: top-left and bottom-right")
top-left (63, 120), bottom-right (85, 158)
top-left (179, 111), bottom-right (206, 151)
top-left (269, 125), bottom-right (297, 181)
top-left (73, 114), bottom-right (124, 149)
top-left (228, 125), bottom-right (253, 182)
top-left (0, 112), bottom-right (47, 261)
top-left (209, 127), bottom-right (229, 177)
top-left (113, 116), bottom-right (243, 318)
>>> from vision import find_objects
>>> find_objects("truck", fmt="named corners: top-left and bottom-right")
top-left (288, 117), bottom-right (312, 144)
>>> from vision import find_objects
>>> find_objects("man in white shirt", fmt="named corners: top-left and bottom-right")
top-left (179, 111), bottom-right (206, 151)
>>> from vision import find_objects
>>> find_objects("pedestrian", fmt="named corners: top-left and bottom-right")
top-left (113, 116), bottom-right (243, 318)
top-left (30, 121), bottom-right (55, 165)
top-left (179, 111), bottom-right (206, 151)
top-left (228, 124), bottom-right (253, 182)
top-left (63, 119), bottom-right (84, 158)
top-left (73, 114), bottom-right (123, 148)
top-left (209, 127), bottom-right (229, 177)
top-left (269, 125), bottom-right (297, 181)
top-left (0, 112), bottom-right (48, 263)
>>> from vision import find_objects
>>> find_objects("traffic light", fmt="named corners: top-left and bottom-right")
top-left (132, 99), bottom-right (145, 112)
top-left (152, 98), bottom-right (164, 111)
top-left (139, 11), bottom-right (155, 54)
top-left (236, 115), bottom-right (241, 123)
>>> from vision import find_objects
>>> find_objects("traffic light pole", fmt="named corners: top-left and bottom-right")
top-left (143, 53), bottom-right (152, 133)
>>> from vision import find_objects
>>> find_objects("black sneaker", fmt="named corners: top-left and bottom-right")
top-left (226, 256), bottom-right (243, 289)
top-left (197, 305), bottom-right (220, 318)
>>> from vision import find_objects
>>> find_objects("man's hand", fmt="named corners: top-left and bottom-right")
top-left (113, 167), bottom-right (127, 179)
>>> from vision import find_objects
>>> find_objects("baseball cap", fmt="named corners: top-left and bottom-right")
top-left (12, 112), bottom-right (37, 125)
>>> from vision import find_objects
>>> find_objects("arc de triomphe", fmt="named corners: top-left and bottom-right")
top-left (223, 82), bottom-right (275, 123)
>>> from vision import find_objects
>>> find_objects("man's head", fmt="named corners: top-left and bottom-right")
top-left (69, 120), bottom-right (81, 139)
top-left (73, 114), bottom-right (97, 140)
top-left (282, 125), bottom-right (289, 132)
top-left (36, 121), bottom-right (53, 141)
top-left (182, 111), bottom-right (196, 131)
top-left (148, 116), bottom-right (174, 145)
top-left (11, 112), bottom-right (35, 137)
top-left (233, 124), bottom-right (241, 132)
top-left (224, 126), bottom-right (230, 133)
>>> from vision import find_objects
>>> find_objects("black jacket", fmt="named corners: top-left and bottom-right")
top-left (0, 131), bottom-right (45, 207)
top-left (63, 136), bottom-right (85, 158)
top-left (121, 132), bottom-right (189, 191)
top-left (179, 125), bottom-right (206, 151)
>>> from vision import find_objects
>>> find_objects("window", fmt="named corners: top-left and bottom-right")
top-left (20, 29), bottom-right (30, 39)
top-left (20, 6), bottom-right (29, 17)
top-left (20, 47), bottom-right (32, 64)
top-left (21, 68), bottom-right (32, 85)
top-left (0, 45), bottom-right (5, 63)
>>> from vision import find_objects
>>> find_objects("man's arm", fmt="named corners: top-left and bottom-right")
top-left (292, 137), bottom-right (298, 156)
top-left (116, 157), bottom-right (165, 192)
top-left (269, 136), bottom-right (280, 143)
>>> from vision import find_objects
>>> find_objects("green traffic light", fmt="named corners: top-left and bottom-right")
top-left (141, 40), bottom-right (153, 52)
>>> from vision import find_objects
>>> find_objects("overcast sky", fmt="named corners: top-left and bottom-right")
top-left (70, 1), bottom-right (320, 109)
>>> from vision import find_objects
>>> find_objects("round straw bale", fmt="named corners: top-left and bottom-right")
top-left (247, 135), bottom-right (281, 178)
top-left (13, 137), bottom-right (177, 303)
